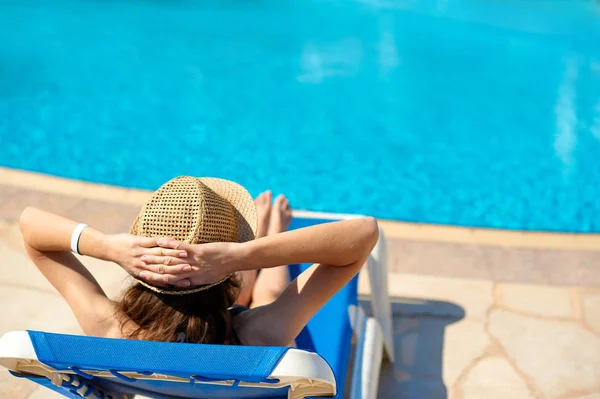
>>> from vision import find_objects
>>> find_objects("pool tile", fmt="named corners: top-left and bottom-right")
top-left (0, 168), bottom-right (85, 197)
top-left (484, 246), bottom-right (551, 284)
top-left (533, 250), bottom-right (600, 287)
top-left (387, 238), bottom-right (492, 280)
top-left (385, 237), bottom-right (600, 287)
top-left (487, 247), bottom-right (600, 287)
top-left (0, 187), bottom-right (82, 222)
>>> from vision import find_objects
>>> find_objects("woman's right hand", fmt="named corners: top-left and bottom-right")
top-left (103, 234), bottom-right (193, 287)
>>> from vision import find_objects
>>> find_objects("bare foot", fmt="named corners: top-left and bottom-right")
top-left (267, 194), bottom-right (292, 236)
top-left (255, 190), bottom-right (272, 239)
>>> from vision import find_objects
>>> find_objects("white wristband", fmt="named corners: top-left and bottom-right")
top-left (70, 223), bottom-right (88, 255)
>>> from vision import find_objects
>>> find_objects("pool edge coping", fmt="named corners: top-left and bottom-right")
top-left (2, 167), bottom-right (599, 251)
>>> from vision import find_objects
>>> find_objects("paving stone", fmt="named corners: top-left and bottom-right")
top-left (461, 357), bottom-right (534, 399)
top-left (582, 291), bottom-right (600, 335)
top-left (123, 188), bottom-right (152, 206)
top-left (385, 273), bottom-right (493, 321)
top-left (0, 242), bottom-right (54, 293)
top-left (28, 387), bottom-right (65, 399)
top-left (489, 309), bottom-right (600, 397)
top-left (497, 283), bottom-right (575, 318)
top-left (387, 313), bottom-right (474, 399)
top-left (0, 239), bottom-right (130, 301)
top-left (0, 371), bottom-right (37, 399)
top-left (378, 378), bottom-right (447, 399)
top-left (0, 286), bottom-right (81, 335)
top-left (443, 319), bottom-right (490, 387)
top-left (65, 199), bottom-right (141, 234)
top-left (0, 219), bottom-right (9, 236)
top-left (570, 393), bottom-right (600, 399)
top-left (2, 222), bottom-right (26, 253)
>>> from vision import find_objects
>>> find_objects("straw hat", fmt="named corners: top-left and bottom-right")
top-left (130, 176), bottom-right (257, 295)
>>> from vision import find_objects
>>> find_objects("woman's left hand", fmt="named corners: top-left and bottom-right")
top-left (103, 234), bottom-right (193, 287)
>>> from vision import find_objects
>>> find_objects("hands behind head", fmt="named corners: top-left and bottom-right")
top-left (105, 234), bottom-right (238, 288)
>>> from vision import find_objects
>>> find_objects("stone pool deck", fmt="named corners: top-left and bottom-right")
top-left (1, 167), bottom-right (599, 399)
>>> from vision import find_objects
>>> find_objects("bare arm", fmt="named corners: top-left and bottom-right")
top-left (18, 207), bottom-right (191, 336)
top-left (19, 207), bottom-right (116, 336)
top-left (150, 217), bottom-right (379, 345)
top-left (238, 217), bottom-right (379, 345)
top-left (235, 217), bottom-right (379, 271)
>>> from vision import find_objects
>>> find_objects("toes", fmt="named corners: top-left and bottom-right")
top-left (272, 194), bottom-right (291, 211)
top-left (256, 190), bottom-right (272, 207)
top-left (273, 194), bottom-right (285, 207)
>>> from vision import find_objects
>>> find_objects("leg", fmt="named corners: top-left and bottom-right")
top-left (236, 190), bottom-right (271, 307)
top-left (251, 194), bottom-right (292, 308)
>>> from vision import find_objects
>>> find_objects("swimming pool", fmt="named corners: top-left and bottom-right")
top-left (1, 0), bottom-right (600, 232)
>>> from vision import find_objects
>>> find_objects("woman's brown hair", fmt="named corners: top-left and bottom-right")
top-left (115, 276), bottom-right (241, 344)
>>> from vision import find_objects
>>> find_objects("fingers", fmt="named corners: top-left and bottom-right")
top-left (155, 238), bottom-right (191, 251)
top-left (143, 247), bottom-right (188, 258)
top-left (138, 271), bottom-right (192, 288)
top-left (138, 237), bottom-right (190, 254)
top-left (138, 237), bottom-right (162, 248)
top-left (140, 255), bottom-right (191, 270)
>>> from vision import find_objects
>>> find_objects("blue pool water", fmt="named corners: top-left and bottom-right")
top-left (1, 0), bottom-right (600, 232)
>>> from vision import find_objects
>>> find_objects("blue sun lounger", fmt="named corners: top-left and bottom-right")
top-left (0, 213), bottom-right (395, 399)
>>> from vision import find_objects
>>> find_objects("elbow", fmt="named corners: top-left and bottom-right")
top-left (361, 216), bottom-right (380, 251)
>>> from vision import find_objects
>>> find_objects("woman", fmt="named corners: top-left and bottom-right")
top-left (19, 176), bottom-right (378, 347)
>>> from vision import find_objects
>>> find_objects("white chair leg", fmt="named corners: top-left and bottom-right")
top-left (362, 318), bottom-right (383, 399)
top-left (350, 305), bottom-right (366, 399)
top-left (349, 308), bottom-right (384, 399)
top-left (367, 228), bottom-right (395, 362)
